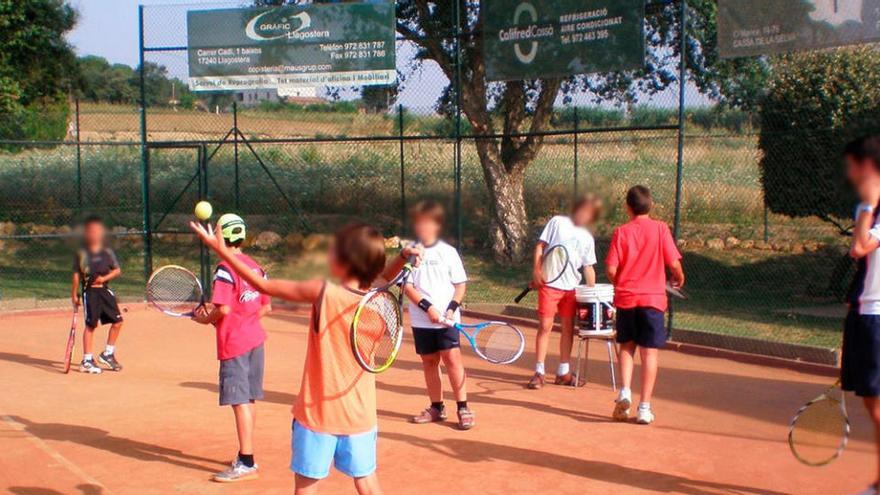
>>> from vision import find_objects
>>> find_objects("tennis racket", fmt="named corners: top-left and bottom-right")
top-left (63, 305), bottom-right (78, 374)
top-left (788, 380), bottom-right (850, 466)
top-left (146, 265), bottom-right (205, 317)
top-left (666, 283), bottom-right (688, 300)
top-left (350, 262), bottom-right (414, 373)
top-left (514, 244), bottom-right (574, 303)
top-left (441, 318), bottom-right (525, 364)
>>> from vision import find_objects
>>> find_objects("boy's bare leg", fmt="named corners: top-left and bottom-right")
top-left (82, 327), bottom-right (96, 356)
top-left (107, 322), bottom-right (122, 346)
top-left (295, 474), bottom-right (320, 495)
top-left (420, 354), bottom-right (443, 403)
top-left (618, 341), bottom-right (637, 390)
top-left (556, 317), bottom-right (575, 384)
top-left (232, 403), bottom-right (255, 456)
top-left (440, 348), bottom-right (466, 402)
top-left (638, 347), bottom-right (659, 404)
top-left (353, 473), bottom-right (383, 495)
top-left (529, 315), bottom-right (555, 389)
top-left (864, 397), bottom-right (880, 486)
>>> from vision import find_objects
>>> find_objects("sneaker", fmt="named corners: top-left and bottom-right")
top-left (613, 392), bottom-right (631, 422)
top-left (527, 372), bottom-right (545, 390)
top-left (636, 406), bottom-right (655, 425)
top-left (80, 358), bottom-right (102, 374)
top-left (410, 406), bottom-right (447, 424)
top-left (854, 485), bottom-right (878, 495)
top-left (457, 408), bottom-right (475, 430)
top-left (98, 352), bottom-right (123, 371)
top-left (212, 459), bottom-right (258, 483)
top-left (554, 372), bottom-right (576, 386)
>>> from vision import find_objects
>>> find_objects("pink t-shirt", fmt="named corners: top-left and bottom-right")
top-left (605, 216), bottom-right (681, 312)
top-left (211, 253), bottom-right (270, 360)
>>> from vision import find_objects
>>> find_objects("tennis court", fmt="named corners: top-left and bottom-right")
top-left (0, 305), bottom-right (871, 494)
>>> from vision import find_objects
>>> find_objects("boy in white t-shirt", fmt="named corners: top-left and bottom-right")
top-left (403, 201), bottom-right (473, 430)
top-left (527, 194), bottom-right (600, 390)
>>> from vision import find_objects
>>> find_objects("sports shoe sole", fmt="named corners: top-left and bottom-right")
top-left (613, 398), bottom-right (631, 422)
top-left (212, 472), bottom-right (259, 483)
top-left (97, 355), bottom-right (122, 371)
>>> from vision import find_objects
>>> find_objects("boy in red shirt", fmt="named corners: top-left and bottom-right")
top-left (605, 186), bottom-right (684, 425)
top-left (192, 213), bottom-right (271, 482)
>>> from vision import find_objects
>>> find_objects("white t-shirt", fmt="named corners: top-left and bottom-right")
top-left (853, 205), bottom-right (880, 315)
top-left (538, 215), bottom-right (597, 291)
top-left (407, 240), bottom-right (468, 329)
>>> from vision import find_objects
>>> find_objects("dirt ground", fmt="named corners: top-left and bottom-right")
top-left (0, 305), bottom-right (872, 494)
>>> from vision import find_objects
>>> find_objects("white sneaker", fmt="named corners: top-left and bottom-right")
top-left (613, 390), bottom-right (632, 422)
top-left (854, 485), bottom-right (878, 495)
top-left (636, 406), bottom-right (655, 425)
top-left (80, 358), bottom-right (102, 374)
top-left (212, 459), bottom-right (258, 483)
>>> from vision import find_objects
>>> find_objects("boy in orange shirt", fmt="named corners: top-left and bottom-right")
top-left (191, 220), bottom-right (419, 495)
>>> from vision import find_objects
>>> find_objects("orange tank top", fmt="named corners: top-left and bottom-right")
top-left (293, 281), bottom-right (377, 435)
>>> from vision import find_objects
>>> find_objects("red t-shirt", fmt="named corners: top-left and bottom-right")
top-left (605, 216), bottom-right (681, 312)
top-left (211, 253), bottom-right (270, 360)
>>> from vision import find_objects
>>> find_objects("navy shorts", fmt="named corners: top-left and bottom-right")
top-left (412, 326), bottom-right (460, 355)
top-left (615, 307), bottom-right (667, 349)
top-left (841, 310), bottom-right (880, 397)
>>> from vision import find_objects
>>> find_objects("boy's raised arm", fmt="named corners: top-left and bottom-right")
top-left (190, 221), bottom-right (323, 303)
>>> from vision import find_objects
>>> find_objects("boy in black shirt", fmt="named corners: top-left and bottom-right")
top-left (71, 215), bottom-right (124, 373)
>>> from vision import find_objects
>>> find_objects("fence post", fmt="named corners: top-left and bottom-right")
top-left (138, 5), bottom-right (153, 282)
top-left (75, 98), bottom-right (82, 213)
top-left (669, 0), bottom-right (687, 336)
top-left (453, 0), bottom-right (464, 251)
top-left (763, 205), bottom-right (770, 242)
top-left (398, 105), bottom-right (406, 234)
top-left (573, 107), bottom-right (579, 199)
top-left (233, 102), bottom-right (240, 210)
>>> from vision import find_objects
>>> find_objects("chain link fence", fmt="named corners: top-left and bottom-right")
top-left (0, 0), bottom-right (861, 362)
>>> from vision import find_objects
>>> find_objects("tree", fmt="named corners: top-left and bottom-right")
top-left (759, 47), bottom-right (880, 233)
top-left (0, 0), bottom-right (78, 142)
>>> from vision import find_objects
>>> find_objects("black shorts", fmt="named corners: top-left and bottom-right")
top-left (841, 309), bottom-right (880, 397)
top-left (412, 326), bottom-right (460, 355)
top-left (83, 288), bottom-right (123, 328)
top-left (615, 307), bottom-right (667, 349)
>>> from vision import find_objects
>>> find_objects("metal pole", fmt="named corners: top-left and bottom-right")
top-left (138, 5), bottom-right (153, 282)
top-left (453, 0), bottom-right (464, 250)
top-left (669, 0), bottom-right (687, 337)
top-left (763, 205), bottom-right (770, 242)
top-left (233, 102), bottom-right (240, 210)
top-left (75, 98), bottom-right (82, 213)
top-left (573, 107), bottom-right (579, 199)
top-left (398, 105), bottom-right (406, 233)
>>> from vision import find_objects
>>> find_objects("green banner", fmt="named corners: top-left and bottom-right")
top-left (482, 0), bottom-right (645, 82)
top-left (187, 2), bottom-right (396, 91)
top-left (718, 0), bottom-right (880, 59)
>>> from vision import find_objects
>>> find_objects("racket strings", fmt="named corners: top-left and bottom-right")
top-left (355, 291), bottom-right (401, 367)
top-left (541, 247), bottom-right (569, 283)
top-left (474, 324), bottom-right (523, 364)
top-left (147, 268), bottom-right (202, 314)
top-left (790, 398), bottom-right (848, 465)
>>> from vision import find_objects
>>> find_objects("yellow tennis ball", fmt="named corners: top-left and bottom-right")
top-left (194, 201), bottom-right (213, 221)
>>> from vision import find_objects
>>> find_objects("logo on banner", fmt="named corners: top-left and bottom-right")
top-left (245, 8), bottom-right (329, 41)
top-left (808, 0), bottom-right (863, 27)
top-left (498, 2), bottom-right (554, 64)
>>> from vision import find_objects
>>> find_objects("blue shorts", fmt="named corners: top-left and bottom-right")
top-left (615, 307), bottom-right (667, 349)
top-left (290, 421), bottom-right (377, 479)
top-left (841, 310), bottom-right (880, 397)
top-left (412, 326), bottom-right (460, 355)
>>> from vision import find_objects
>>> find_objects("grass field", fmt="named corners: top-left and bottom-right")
top-left (0, 104), bottom-right (848, 350)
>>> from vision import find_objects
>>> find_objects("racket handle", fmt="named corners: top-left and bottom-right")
top-left (514, 287), bottom-right (531, 304)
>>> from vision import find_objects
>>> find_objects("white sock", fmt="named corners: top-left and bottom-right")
top-left (535, 362), bottom-right (545, 375)
top-left (83, 353), bottom-right (93, 361)
top-left (556, 362), bottom-right (570, 376)
top-left (104, 345), bottom-right (115, 355)
top-left (638, 402), bottom-right (651, 411)
top-left (618, 387), bottom-right (632, 401)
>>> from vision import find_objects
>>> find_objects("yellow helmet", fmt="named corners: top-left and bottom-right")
top-left (218, 213), bottom-right (246, 243)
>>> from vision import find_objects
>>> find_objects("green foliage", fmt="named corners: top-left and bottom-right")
top-left (552, 107), bottom-right (626, 128)
top-left (759, 47), bottom-right (880, 225)
top-left (688, 106), bottom-right (754, 133)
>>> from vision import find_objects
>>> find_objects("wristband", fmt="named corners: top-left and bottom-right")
top-left (418, 299), bottom-right (433, 312)
top-left (447, 300), bottom-right (461, 313)
top-left (860, 203), bottom-right (875, 214)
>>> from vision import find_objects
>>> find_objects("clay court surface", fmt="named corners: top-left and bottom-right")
top-left (0, 306), bottom-right (873, 494)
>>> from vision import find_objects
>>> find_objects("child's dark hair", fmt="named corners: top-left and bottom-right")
top-left (626, 185), bottom-right (653, 216)
top-left (845, 136), bottom-right (880, 170)
top-left (333, 223), bottom-right (387, 290)
top-left (225, 239), bottom-right (244, 248)
top-left (409, 200), bottom-right (445, 224)
top-left (82, 214), bottom-right (104, 227)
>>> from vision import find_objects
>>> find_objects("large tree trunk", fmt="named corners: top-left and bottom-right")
top-left (475, 139), bottom-right (530, 262)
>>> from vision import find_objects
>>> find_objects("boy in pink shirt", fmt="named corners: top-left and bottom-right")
top-left (605, 186), bottom-right (684, 425)
top-left (192, 214), bottom-right (272, 482)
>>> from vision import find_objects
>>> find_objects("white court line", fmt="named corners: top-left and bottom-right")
top-left (1, 415), bottom-right (113, 494)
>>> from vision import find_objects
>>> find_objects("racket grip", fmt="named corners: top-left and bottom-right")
top-left (514, 287), bottom-right (531, 304)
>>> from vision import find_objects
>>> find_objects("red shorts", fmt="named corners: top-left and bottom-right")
top-left (537, 286), bottom-right (576, 318)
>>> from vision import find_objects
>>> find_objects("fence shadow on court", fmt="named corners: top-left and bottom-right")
top-left (8, 485), bottom-right (103, 495)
